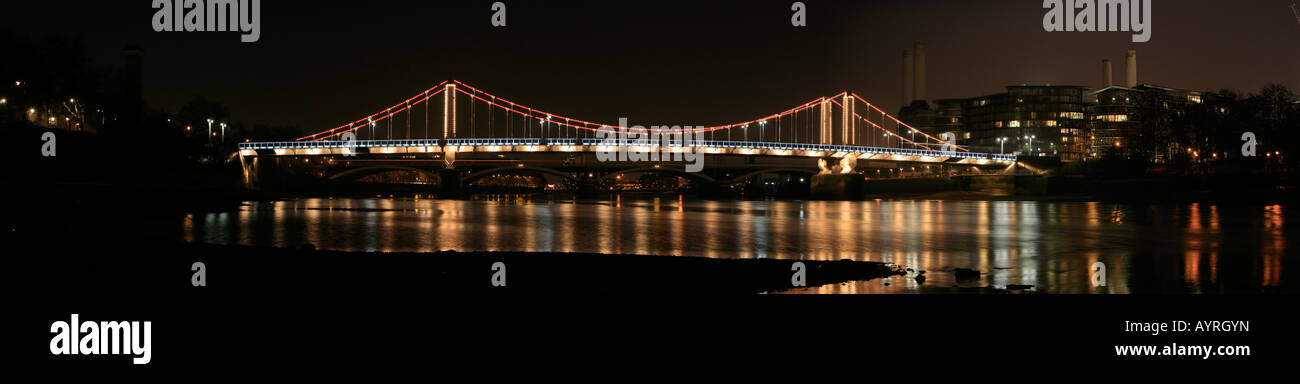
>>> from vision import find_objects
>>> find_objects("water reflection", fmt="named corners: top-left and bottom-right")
top-left (181, 196), bottom-right (1295, 294)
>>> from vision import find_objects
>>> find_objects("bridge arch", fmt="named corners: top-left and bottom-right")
top-left (600, 167), bottom-right (718, 185)
top-left (463, 166), bottom-right (577, 184)
top-left (722, 168), bottom-right (818, 184)
top-left (328, 166), bottom-right (437, 182)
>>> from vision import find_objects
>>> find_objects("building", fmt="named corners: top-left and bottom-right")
top-left (933, 98), bottom-right (965, 140)
top-left (896, 41), bottom-right (1085, 160)
top-left (962, 85), bottom-right (1089, 161)
top-left (1084, 51), bottom-right (1204, 161)
top-left (1087, 84), bottom-right (1204, 161)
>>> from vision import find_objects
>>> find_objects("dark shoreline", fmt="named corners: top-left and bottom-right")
top-left (193, 243), bottom-right (908, 294)
top-left (16, 241), bottom-right (906, 295)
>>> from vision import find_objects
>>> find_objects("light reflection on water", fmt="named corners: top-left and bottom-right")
top-left (182, 196), bottom-right (1293, 294)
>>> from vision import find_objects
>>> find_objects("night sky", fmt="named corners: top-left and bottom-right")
top-left (5, 0), bottom-right (1298, 135)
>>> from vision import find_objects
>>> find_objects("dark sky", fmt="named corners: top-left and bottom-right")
top-left (5, 0), bottom-right (1298, 134)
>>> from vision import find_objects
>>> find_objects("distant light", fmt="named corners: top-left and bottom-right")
top-left (0, 98), bottom-right (5, 104)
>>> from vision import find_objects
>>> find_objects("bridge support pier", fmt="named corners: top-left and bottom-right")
top-left (437, 169), bottom-right (464, 198)
top-left (810, 173), bottom-right (865, 200)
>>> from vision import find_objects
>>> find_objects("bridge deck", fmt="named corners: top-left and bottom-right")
top-left (239, 138), bottom-right (1015, 165)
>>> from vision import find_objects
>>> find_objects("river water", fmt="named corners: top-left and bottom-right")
top-left (181, 195), bottom-right (1293, 294)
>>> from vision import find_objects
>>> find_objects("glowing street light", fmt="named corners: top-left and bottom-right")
top-left (207, 118), bottom-right (215, 145)
top-left (220, 122), bottom-right (228, 143)
top-left (998, 137), bottom-right (1008, 154)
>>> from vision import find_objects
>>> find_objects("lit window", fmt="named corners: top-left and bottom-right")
top-left (1045, 120), bottom-right (1057, 127)
top-left (1009, 120), bottom-right (1021, 128)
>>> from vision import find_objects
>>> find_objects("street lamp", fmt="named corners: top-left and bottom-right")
top-left (206, 118), bottom-right (214, 145)
top-left (220, 122), bottom-right (228, 143)
top-left (1025, 135), bottom-right (1035, 154)
top-left (998, 137), bottom-right (1008, 154)
top-left (759, 121), bottom-right (766, 142)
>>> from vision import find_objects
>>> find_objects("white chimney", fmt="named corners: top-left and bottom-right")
top-left (913, 41), bottom-right (927, 102)
top-left (1125, 50), bottom-right (1138, 87)
top-left (1102, 59), bottom-right (1113, 88)
top-left (902, 49), bottom-right (914, 105)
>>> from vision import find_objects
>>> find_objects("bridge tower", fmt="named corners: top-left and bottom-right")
top-left (842, 93), bottom-right (853, 145)
top-left (443, 83), bottom-right (457, 138)
top-left (819, 97), bottom-right (832, 144)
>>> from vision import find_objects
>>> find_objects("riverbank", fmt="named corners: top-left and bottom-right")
top-left (11, 240), bottom-right (906, 294)
top-left (193, 243), bottom-right (909, 294)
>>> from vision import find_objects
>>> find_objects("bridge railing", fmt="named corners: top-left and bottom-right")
top-left (240, 138), bottom-right (1017, 162)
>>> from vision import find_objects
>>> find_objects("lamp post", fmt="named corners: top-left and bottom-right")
top-left (1025, 135), bottom-right (1035, 155)
top-left (220, 122), bottom-right (228, 143)
top-left (206, 118), bottom-right (214, 146)
top-left (998, 137), bottom-right (1007, 154)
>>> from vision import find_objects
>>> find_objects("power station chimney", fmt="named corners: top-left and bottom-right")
top-left (902, 49), bottom-right (914, 105)
top-left (913, 41), bottom-right (927, 102)
top-left (1102, 59), bottom-right (1113, 88)
top-left (1125, 50), bottom-right (1138, 87)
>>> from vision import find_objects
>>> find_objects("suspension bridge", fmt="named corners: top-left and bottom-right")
top-left (237, 81), bottom-right (1016, 194)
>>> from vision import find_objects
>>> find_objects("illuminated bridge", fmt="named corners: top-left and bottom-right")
top-left (237, 81), bottom-right (1016, 194)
